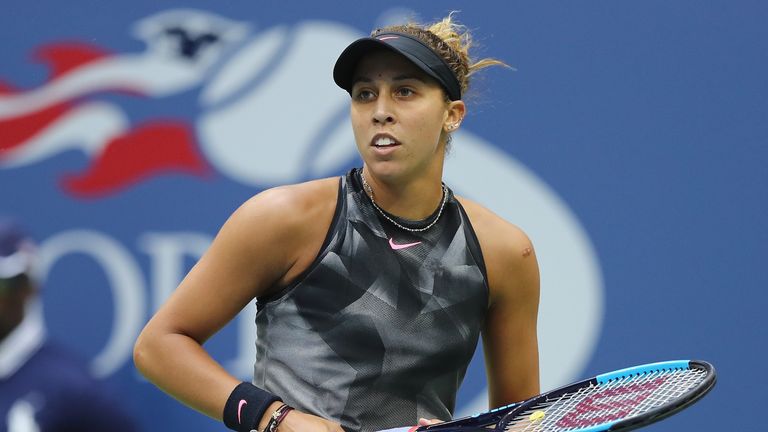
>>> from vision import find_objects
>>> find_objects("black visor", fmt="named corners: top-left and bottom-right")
top-left (333, 32), bottom-right (462, 101)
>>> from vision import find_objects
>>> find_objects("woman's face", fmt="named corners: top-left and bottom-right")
top-left (350, 50), bottom-right (464, 183)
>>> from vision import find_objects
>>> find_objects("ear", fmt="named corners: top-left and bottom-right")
top-left (443, 100), bottom-right (466, 132)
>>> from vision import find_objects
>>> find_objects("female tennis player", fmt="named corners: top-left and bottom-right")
top-left (134, 14), bottom-right (540, 432)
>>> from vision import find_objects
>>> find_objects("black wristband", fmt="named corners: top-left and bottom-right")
top-left (223, 382), bottom-right (282, 432)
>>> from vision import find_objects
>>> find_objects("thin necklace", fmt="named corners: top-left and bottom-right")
top-left (359, 170), bottom-right (448, 233)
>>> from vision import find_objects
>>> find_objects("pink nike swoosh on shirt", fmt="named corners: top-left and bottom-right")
top-left (238, 400), bottom-right (247, 424)
top-left (389, 238), bottom-right (422, 250)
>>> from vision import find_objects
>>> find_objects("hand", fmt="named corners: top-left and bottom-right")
top-left (276, 410), bottom-right (344, 432)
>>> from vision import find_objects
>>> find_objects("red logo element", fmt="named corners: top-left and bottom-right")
top-left (60, 121), bottom-right (209, 197)
top-left (35, 42), bottom-right (112, 80)
top-left (1, 38), bottom-right (211, 199)
top-left (556, 377), bottom-right (667, 429)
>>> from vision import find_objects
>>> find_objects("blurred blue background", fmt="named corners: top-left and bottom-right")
top-left (1, 1), bottom-right (765, 431)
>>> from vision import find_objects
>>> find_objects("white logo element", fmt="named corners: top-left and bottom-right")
top-left (198, 21), bottom-right (360, 184)
top-left (7, 399), bottom-right (40, 432)
top-left (0, 9), bottom-right (247, 118)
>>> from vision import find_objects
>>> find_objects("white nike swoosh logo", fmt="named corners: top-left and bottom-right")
top-left (389, 238), bottom-right (422, 250)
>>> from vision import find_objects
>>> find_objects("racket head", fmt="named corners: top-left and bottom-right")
top-left (496, 360), bottom-right (716, 432)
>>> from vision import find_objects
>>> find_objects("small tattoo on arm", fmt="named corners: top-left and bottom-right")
top-left (522, 247), bottom-right (532, 257)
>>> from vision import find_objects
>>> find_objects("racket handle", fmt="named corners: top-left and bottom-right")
top-left (375, 426), bottom-right (495, 432)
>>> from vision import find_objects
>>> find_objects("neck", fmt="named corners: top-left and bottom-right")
top-left (360, 166), bottom-right (445, 220)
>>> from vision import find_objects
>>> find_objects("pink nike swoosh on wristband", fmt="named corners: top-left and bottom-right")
top-left (238, 399), bottom-right (247, 424)
top-left (389, 238), bottom-right (422, 250)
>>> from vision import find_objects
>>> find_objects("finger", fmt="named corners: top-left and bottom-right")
top-left (417, 418), bottom-right (443, 426)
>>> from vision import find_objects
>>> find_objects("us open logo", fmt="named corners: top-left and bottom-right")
top-left (0, 9), bottom-right (603, 416)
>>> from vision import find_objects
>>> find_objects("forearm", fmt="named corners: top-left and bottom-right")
top-left (134, 330), bottom-right (239, 421)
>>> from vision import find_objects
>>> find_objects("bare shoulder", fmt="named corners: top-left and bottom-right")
top-left (455, 195), bottom-right (538, 305)
top-left (219, 176), bottom-right (341, 289)
top-left (232, 177), bottom-right (340, 232)
top-left (455, 196), bottom-right (533, 261)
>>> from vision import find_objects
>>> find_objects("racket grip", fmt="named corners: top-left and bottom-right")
top-left (376, 426), bottom-right (493, 432)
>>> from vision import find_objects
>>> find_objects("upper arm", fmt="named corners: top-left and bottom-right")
top-left (458, 198), bottom-right (541, 407)
top-left (482, 232), bottom-right (540, 407)
top-left (143, 180), bottom-right (337, 344)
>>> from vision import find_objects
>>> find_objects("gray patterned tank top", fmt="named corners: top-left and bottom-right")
top-left (254, 168), bottom-right (489, 432)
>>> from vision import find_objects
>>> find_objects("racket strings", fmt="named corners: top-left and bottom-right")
top-left (502, 367), bottom-right (708, 432)
top-left (628, 368), bottom-right (706, 416)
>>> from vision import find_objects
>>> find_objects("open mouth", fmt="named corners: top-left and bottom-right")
top-left (371, 134), bottom-right (400, 148)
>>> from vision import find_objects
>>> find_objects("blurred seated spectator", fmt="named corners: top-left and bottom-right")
top-left (0, 217), bottom-right (137, 432)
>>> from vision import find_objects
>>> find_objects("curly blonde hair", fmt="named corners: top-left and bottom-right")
top-left (372, 12), bottom-right (509, 98)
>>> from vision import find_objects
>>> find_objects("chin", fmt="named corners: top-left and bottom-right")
top-left (364, 161), bottom-right (403, 179)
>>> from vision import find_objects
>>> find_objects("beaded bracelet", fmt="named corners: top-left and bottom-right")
top-left (264, 403), bottom-right (294, 432)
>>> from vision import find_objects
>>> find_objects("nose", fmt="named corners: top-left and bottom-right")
top-left (372, 96), bottom-right (395, 126)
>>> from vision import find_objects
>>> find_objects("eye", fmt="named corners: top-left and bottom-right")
top-left (354, 89), bottom-right (376, 101)
top-left (395, 87), bottom-right (415, 97)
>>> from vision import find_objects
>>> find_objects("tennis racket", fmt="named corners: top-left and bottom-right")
top-left (379, 359), bottom-right (715, 432)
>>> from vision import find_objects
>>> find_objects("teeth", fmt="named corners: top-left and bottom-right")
top-left (375, 137), bottom-right (396, 147)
